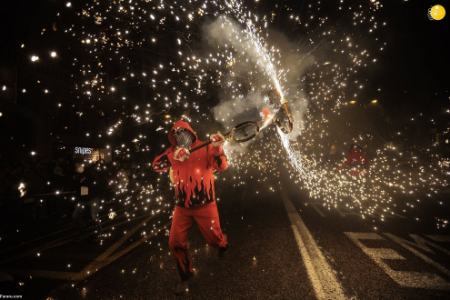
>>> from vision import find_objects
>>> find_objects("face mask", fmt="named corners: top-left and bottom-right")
top-left (174, 128), bottom-right (194, 148)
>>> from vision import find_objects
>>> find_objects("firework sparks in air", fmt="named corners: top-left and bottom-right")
top-left (19, 0), bottom-right (449, 250)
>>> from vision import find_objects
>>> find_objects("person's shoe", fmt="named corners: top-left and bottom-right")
top-left (174, 280), bottom-right (190, 295)
top-left (218, 246), bottom-right (228, 258)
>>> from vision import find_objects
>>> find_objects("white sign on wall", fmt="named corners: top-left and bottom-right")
top-left (74, 147), bottom-right (93, 155)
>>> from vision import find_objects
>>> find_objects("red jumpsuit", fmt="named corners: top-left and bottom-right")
top-left (152, 120), bottom-right (229, 281)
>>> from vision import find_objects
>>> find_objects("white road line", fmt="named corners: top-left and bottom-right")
top-left (426, 235), bottom-right (450, 243)
top-left (281, 190), bottom-right (347, 300)
top-left (0, 214), bottom-right (152, 266)
top-left (346, 232), bottom-right (450, 290)
top-left (385, 233), bottom-right (450, 278)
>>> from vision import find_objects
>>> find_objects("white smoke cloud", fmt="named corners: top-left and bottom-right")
top-left (203, 15), bottom-right (314, 142)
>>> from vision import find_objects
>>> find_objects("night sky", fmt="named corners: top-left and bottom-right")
top-left (1, 0), bottom-right (449, 152)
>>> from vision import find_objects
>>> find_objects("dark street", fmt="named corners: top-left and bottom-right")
top-left (1, 181), bottom-right (449, 299)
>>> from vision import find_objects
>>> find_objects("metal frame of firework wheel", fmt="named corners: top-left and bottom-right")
top-left (189, 121), bottom-right (260, 153)
top-left (166, 97), bottom-right (294, 155)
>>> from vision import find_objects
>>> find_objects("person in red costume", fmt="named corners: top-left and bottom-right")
top-left (343, 144), bottom-right (368, 176)
top-left (152, 119), bottom-right (229, 293)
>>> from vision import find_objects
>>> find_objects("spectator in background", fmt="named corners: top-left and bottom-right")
top-left (325, 144), bottom-right (340, 166)
top-left (52, 158), bottom-right (66, 187)
top-left (343, 144), bottom-right (368, 176)
top-left (72, 162), bottom-right (100, 229)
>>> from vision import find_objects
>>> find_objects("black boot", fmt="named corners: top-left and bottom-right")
top-left (218, 245), bottom-right (228, 258)
top-left (174, 280), bottom-right (190, 295)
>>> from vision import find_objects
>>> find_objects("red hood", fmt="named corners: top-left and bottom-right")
top-left (168, 120), bottom-right (198, 146)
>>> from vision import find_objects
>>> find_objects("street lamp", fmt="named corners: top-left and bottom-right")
top-left (30, 55), bottom-right (40, 62)
top-left (371, 99), bottom-right (378, 105)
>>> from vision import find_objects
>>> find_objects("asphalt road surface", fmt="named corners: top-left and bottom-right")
top-left (1, 181), bottom-right (449, 299)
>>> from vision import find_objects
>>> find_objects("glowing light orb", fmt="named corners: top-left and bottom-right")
top-left (428, 5), bottom-right (446, 21)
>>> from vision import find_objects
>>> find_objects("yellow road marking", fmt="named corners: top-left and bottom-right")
top-left (4, 215), bottom-right (157, 281)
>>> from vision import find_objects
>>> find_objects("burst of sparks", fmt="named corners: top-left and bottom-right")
top-left (13, 0), bottom-right (450, 271)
